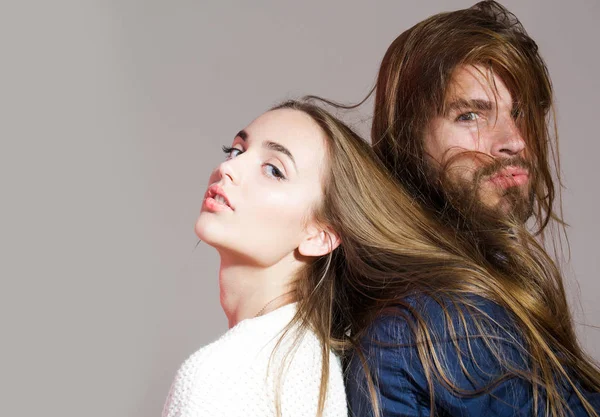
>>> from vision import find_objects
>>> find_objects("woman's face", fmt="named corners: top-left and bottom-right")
top-left (195, 108), bottom-right (329, 266)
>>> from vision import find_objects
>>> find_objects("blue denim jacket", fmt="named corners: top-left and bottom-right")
top-left (346, 295), bottom-right (600, 416)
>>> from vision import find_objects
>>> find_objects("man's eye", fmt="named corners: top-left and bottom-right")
top-left (221, 145), bottom-right (242, 160)
top-left (456, 112), bottom-right (479, 122)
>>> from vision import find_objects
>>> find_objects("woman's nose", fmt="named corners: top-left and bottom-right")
top-left (216, 158), bottom-right (239, 185)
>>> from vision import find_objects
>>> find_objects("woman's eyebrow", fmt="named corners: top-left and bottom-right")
top-left (235, 129), bottom-right (297, 171)
top-left (235, 130), bottom-right (248, 141)
top-left (264, 141), bottom-right (297, 171)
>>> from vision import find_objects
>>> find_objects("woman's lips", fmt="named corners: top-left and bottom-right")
top-left (202, 184), bottom-right (233, 212)
top-left (203, 196), bottom-right (233, 212)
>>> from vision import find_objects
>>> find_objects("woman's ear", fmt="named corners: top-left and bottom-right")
top-left (298, 225), bottom-right (341, 257)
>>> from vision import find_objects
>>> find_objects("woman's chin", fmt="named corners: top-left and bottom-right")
top-left (194, 217), bottom-right (219, 247)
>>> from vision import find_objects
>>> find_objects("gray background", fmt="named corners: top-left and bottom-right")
top-left (1, 1), bottom-right (598, 416)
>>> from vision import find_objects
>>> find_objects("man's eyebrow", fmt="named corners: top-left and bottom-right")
top-left (444, 98), bottom-right (493, 114)
top-left (235, 130), bottom-right (248, 141)
top-left (264, 141), bottom-right (297, 170)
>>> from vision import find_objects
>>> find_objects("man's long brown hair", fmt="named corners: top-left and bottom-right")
top-left (371, 0), bottom-right (558, 236)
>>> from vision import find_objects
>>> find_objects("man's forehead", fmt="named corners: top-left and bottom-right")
top-left (445, 65), bottom-right (514, 106)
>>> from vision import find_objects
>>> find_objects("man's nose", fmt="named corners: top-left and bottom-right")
top-left (489, 116), bottom-right (526, 158)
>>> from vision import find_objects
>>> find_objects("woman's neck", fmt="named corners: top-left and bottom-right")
top-left (218, 253), bottom-right (298, 328)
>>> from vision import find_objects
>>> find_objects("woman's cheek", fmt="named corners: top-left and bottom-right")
top-left (260, 188), bottom-right (299, 209)
top-left (259, 190), bottom-right (309, 225)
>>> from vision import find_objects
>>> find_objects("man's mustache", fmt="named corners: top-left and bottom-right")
top-left (476, 156), bottom-right (532, 180)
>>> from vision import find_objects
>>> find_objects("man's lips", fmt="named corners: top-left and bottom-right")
top-left (203, 184), bottom-right (234, 211)
top-left (488, 166), bottom-right (529, 188)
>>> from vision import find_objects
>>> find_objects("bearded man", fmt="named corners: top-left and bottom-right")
top-left (346, 2), bottom-right (600, 416)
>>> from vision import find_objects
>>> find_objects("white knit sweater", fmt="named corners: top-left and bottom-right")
top-left (162, 303), bottom-right (348, 417)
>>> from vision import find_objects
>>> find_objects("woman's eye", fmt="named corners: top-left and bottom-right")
top-left (456, 112), bottom-right (479, 122)
top-left (221, 145), bottom-right (242, 160)
top-left (264, 164), bottom-right (286, 181)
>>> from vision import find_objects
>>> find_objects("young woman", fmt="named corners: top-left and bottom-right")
top-left (161, 102), bottom-right (349, 417)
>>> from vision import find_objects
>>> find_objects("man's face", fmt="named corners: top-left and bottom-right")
top-left (423, 65), bottom-right (533, 221)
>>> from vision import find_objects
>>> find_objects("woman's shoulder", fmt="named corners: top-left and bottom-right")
top-left (180, 303), bottom-right (336, 370)
top-left (172, 304), bottom-right (300, 378)
top-left (267, 314), bottom-right (347, 416)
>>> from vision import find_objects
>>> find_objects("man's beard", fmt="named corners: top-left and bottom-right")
top-left (428, 155), bottom-right (534, 225)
